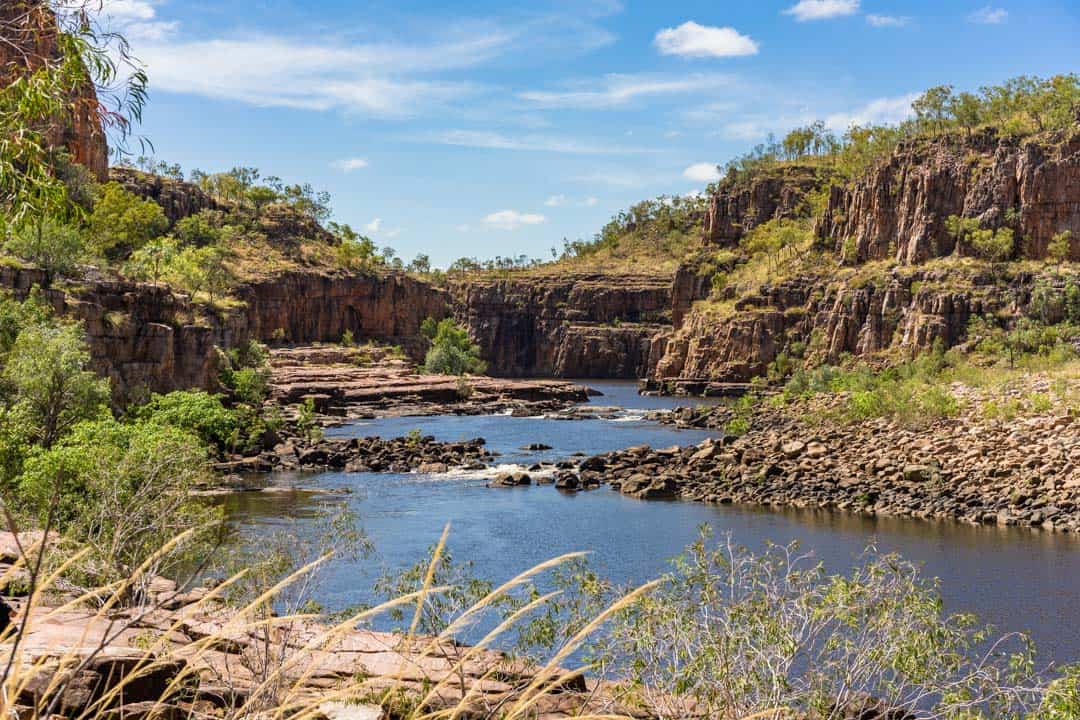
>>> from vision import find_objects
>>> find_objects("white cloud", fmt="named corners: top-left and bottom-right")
top-left (455, 224), bottom-right (471, 232)
top-left (482, 210), bottom-right (547, 230)
top-left (420, 129), bottom-right (649, 154)
top-left (783, 0), bottom-right (860, 21)
top-left (365, 218), bottom-right (382, 233)
top-left (131, 20), bottom-right (526, 115)
top-left (100, 0), bottom-right (157, 21)
top-left (824, 93), bottom-right (918, 130)
top-left (683, 163), bottom-right (722, 183)
top-left (519, 73), bottom-right (733, 110)
top-left (544, 194), bottom-right (599, 207)
top-left (98, 0), bottom-right (178, 42)
top-left (866, 14), bottom-right (910, 27)
top-left (653, 21), bottom-right (759, 59)
top-left (968, 6), bottom-right (1008, 24)
top-left (332, 157), bottom-right (369, 172)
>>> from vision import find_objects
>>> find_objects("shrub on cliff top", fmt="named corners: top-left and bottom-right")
top-left (88, 182), bottom-right (169, 260)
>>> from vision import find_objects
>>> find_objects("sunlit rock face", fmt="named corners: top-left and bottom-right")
top-left (0, 1), bottom-right (110, 181)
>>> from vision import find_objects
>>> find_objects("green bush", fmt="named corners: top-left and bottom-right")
top-left (421, 317), bottom-right (486, 376)
top-left (132, 390), bottom-right (238, 451)
top-left (2, 319), bottom-right (110, 447)
top-left (5, 218), bottom-right (87, 280)
top-left (17, 416), bottom-right (217, 587)
top-left (88, 182), bottom-right (168, 259)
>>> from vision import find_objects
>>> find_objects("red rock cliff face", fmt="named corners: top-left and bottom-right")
top-left (232, 271), bottom-right (451, 359)
top-left (818, 130), bottom-right (1080, 263)
top-left (0, 267), bottom-right (220, 403)
top-left (0, 1), bottom-right (109, 181)
top-left (703, 166), bottom-right (824, 246)
top-left (449, 273), bottom-right (672, 378)
top-left (653, 269), bottom-right (1069, 383)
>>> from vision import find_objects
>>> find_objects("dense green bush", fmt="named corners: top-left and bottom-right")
top-left (4, 218), bottom-right (88, 280)
top-left (421, 317), bottom-right (486, 376)
top-left (17, 416), bottom-right (216, 587)
top-left (88, 182), bottom-right (168, 259)
top-left (132, 390), bottom-right (238, 451)
top-left (3, 318), bottom-right (110, 448)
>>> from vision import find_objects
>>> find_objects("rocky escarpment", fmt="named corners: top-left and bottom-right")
top-left (0, 266), bottom-right (220, 403)
top-left (818, 130), bottom-right (1080, 263)
top-left (0, 266), bottom-right (453, 403)
top-left (655, 268), bottom-right (1073, 383)
top-left (234, 271), bottom-right (450, 358)
top-left (703, 165), bottom-right (824, 246)
top-left (0, 1), bottom-right (109, 181)
top-left (449, 273), bottom-right (672, 378)
top-left (110, 167), bottom-right (221, 224)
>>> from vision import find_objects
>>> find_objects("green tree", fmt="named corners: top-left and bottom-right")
top-left (422, 317), bottom-right (486, 376)
top-left (88, 182), bottom-right (168, 259)
top-left (408, 253), bottom-right (431, 274)
top-left (174, 210), bottom-right (222, 246)
top-left (3, 320), bottom-right (109, 447)
top-left (970, 226), bottom-right (1014, 275)
top-left (123, 236), bottom-right (179, 283)
top-left (131, 390), bottom-right (238, 452)
top-left (5, 218), bottom-right (87, 280)
top-left (948, 91), bottom-right (983, 136)
top-left (912, 85), bottom-right (954, 132)
top-left (1047, 230), bottom-right (1073, 263)
top-left (247, 185), bottom-right (280, 215)
top-left (17, 416), bottom-right (216, 589)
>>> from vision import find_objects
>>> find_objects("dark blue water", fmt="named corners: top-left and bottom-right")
top-left (222, 381), bottom-right (1080, 667)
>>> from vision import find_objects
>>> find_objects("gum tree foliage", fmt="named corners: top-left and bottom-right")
top-left (87, 181), bottom-right (168, 258)
top-left (16, 416), bottom-right (217, 590)
top-left (2, 316), bottom-right (109, 448)
top-left (0, 0), bottom-right (148, 229)
top-left (4, 216), bottom-right (87, 280)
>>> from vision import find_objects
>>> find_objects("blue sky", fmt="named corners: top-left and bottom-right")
top-left (100, 0), bottom-right (1079, 267)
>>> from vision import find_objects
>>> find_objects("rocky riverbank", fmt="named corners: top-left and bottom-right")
top-left (564, 378), bottom-right (1080, 531)
top-left (215, 434), bottom-right (493, 476)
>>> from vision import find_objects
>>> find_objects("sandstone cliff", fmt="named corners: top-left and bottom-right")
top-left (654, 129), bottom-right (1080, 386)
top-left (449, 273), bottom-right (672, 378)
top-left (818, 130), bottom-right (1080, 263)
top-left (703, 165), bottom-right (824, 246)
top-left (0, 1), bottom-right (109, 181)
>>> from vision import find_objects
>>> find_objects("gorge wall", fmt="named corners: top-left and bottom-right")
top-left (448, 273), bottom-right (672, 378)
top-left (818, 129), bottom-right (1080, 263)
top-left (652, 129), bottom-right (1080, 386)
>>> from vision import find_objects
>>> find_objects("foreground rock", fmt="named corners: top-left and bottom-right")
top-left (269, 345), bottom-right (592, 417)
top-left (0, 577), bottom-right (645, 720)
top-left (574, 380), bottom-right (1080, 531)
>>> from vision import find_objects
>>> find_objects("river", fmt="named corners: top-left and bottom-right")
top-left (219, 380), bottom-right (1080, 667)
